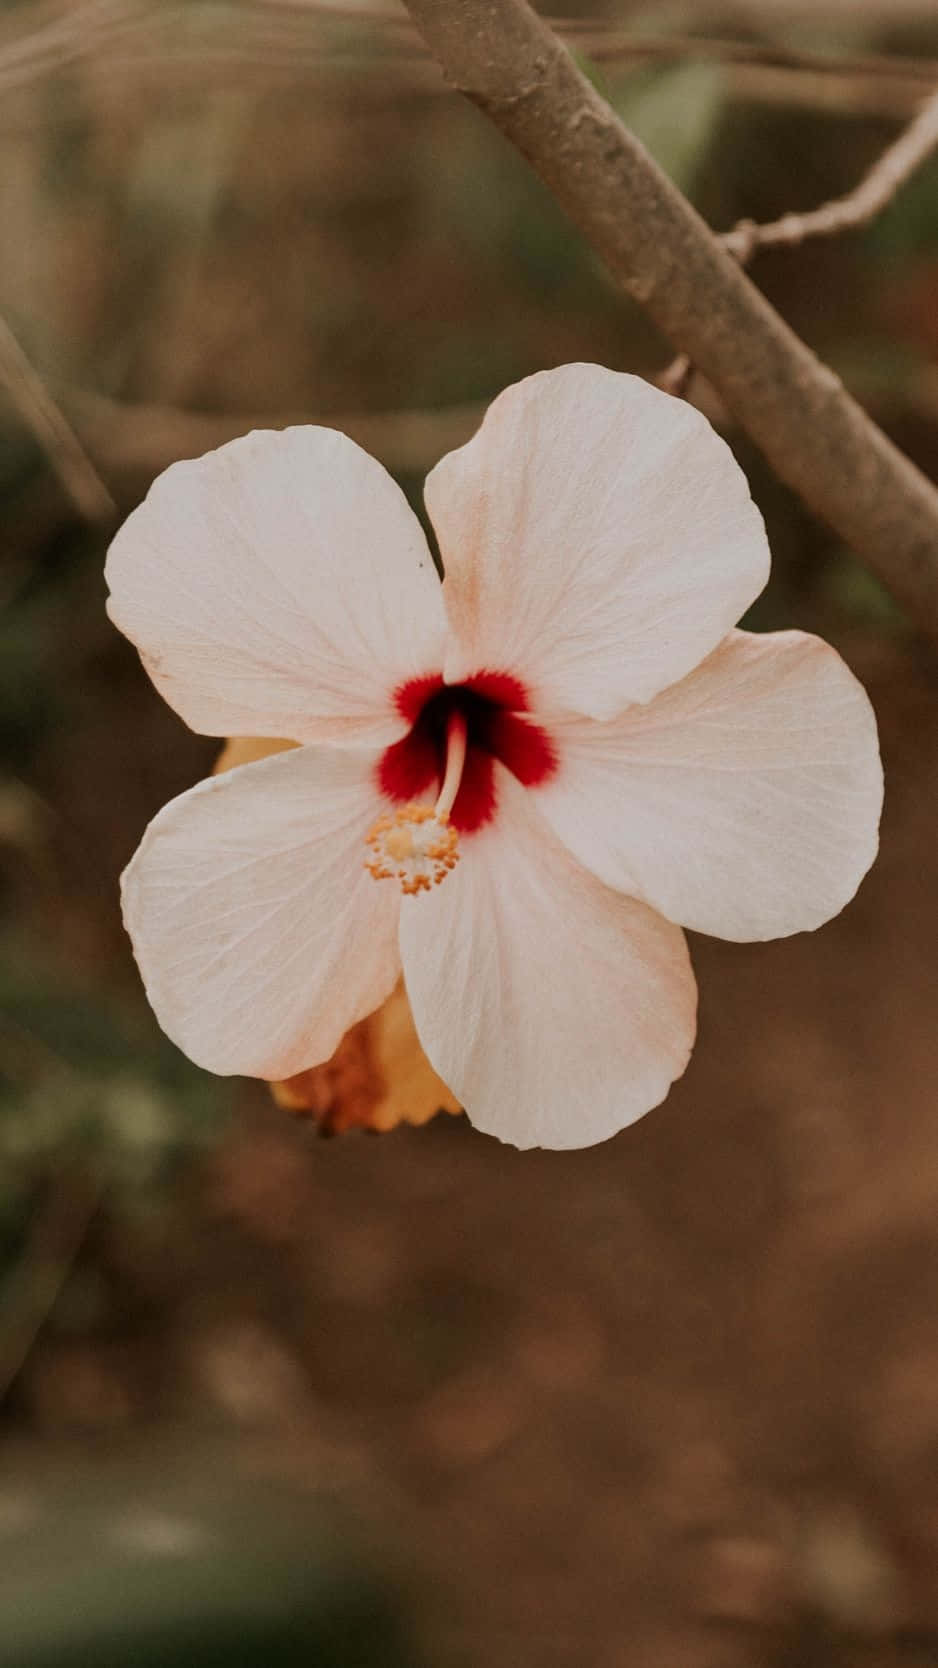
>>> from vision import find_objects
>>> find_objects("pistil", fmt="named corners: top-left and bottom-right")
top-left (365, 710), bottom-right (467, 895)
top-left (434, 711), bottom-right (468, 820)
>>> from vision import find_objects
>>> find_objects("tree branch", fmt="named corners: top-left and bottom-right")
top-left (727, 85), bottom-right (938, 259)
top-left (661, 86), bottom-right (938, 396)
top-left (400, 0), bottom-right (938, 636)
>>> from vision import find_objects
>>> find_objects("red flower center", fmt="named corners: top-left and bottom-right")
top-left (378, 672), bottom-right (558, 834)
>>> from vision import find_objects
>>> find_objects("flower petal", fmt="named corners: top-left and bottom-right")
top-left (271, 982), bottom-right (461, 1134)
top-left (536, 630), bottom-right (883, 942)
top-left (399, 769), bottom-right (697, 1150)
top-left (106, 426), bottom-right (447, 745)
top-left (121, 744), bottom-right (401, 1078)
top-left (426, 364), bottom-right (769, 717)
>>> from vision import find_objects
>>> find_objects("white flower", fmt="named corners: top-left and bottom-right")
top-left (106, 364), bottom-right (883, 1150)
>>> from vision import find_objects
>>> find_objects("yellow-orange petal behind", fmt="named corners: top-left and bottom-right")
top-left (272, 982), bottom-right (461, 1135)
top-left (214, 735), bottom-right (298, 773)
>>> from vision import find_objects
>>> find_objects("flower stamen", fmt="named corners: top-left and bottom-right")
top-left (365, 712), bottom-right (466, 894)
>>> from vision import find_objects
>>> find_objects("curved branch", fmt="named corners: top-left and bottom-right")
top-left (661, 87), bottom-right (938, 396)
top-left (724, 87), bottom-right (938, 259)
top-left (400, 0), bottom-right (938, 636)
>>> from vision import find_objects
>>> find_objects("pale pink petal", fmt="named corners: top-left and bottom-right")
top-left (398, 768), bottom-right (697, 1150)
top-left (106, 427), bottom-right (447, 745)
top-left (426, 364), bottom-right (769, 717)
top-left (121, 745), bottom-right (400, 1078)
top-left (536, 630), bottom-right (883, 942)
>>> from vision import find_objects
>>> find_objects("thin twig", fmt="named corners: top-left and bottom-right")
top-left (401, 0), bottom-right (938, 638)
top-left (576, 32), bottom-right (938, 87)
top-left (0, 1167), bottom-right (105, 1409)
top-left (0, 316), bottom-right (115, 524)
top-left (0, 0), bottom-right (151, 91)
top-left (2, 1), bottom-right (938, 99)
top-left (660, 86), bottom-right (938, 396)
top-left (64, 388), bottom-right (487, 499)
top-left (728, 85), bottom-right (938, 255)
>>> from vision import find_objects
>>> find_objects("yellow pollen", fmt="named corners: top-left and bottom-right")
top-left (384, 825), bottom-right (415, 862)
top-left (365, 710), bottom-right (468, 895)
top-left (365, 803), bottom-right (460, 895)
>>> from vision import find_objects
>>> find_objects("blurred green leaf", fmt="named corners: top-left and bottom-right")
top-left (0, 934), bottom-right (230, 1241)
top-left (821, 551), bottom-right (907, 628)
top-left (866, 157), bottom-right (938, 261)
top-left (614, 61), bottom-right (725, 195)
top-left (0, 1443), bottom-right (425, 1666)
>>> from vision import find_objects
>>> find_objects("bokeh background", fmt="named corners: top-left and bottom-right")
top-left (2, 1), bottom-right (938, 1663)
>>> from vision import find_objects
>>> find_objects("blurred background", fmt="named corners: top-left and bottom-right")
top-left (2, 1), bottom-right (938, 1663)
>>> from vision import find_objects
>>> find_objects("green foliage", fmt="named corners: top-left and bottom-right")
top-left (0, 935), bottom-right (229, 1267)
top-left (866, 155), bottom-right (938, 261)
top-left (613, 61), bottom-right (725, 195)
top-left (0, 1448), bottom-right (424, 1666)
top-left (821, 552), bottom-right (907, 629)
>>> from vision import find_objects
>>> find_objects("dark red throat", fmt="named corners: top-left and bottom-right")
top-left (378, 672), bottom-right (557, 833)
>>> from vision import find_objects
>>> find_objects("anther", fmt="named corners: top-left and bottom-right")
top-left (365, 712), bottom-right (467, 895)
top-left (364, 803), bottom-right (460, 894)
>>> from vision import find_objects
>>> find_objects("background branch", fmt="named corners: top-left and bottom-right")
top-left (725, 85), bottom-right (938, 259)
top-left (3, 3), bottom-right (937, 111)
top-left (661, 86), bottom-right (938, 396)
top-left (0, 316), bottom-right (115, 524)
top-left (400, 0), bottom-right (938, 637)
top-left (0, 1163), bottom-right (104, 1411)
top-left (63, 389), bottom-right (487, 502)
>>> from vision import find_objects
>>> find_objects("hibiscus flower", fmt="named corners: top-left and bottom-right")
top-left (106, 363), bottom-right (883, 1150)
